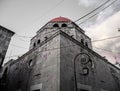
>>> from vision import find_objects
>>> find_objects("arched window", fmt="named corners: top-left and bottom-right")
top-left (85, 42), bottom-right (88, 47)
top-left (28, 59), bottom-right (33, 67)
top-left (33, 43), bottom-right (36, 47)
top-left (61, 23), bottom-right (67, 27)
top-left (37, 39), bottom-right (40, 44)
top-left (89, 59), bottom-right (93, 67)
top-left (81, 39), bottom-right (84, 44)
top-left (53, 24), bottom-right (59, 27)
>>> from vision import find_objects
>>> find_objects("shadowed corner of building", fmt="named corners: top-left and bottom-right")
top-left (0, 25), bottom-right (15, 91)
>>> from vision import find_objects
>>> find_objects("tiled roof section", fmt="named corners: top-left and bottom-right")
top-left (49, 16), bottom-right (71, 22)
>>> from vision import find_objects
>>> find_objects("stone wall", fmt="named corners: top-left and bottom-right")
top-left (29, 22), bottom-right (92, 50)
top-left (3, 30), bottom-right (120, 91)
top-left (0, 26), bottom-right (14, 67)
top-left (59, 32), bottom-right (120, 91)
top-left (6, 34), bottom-right (60, 91)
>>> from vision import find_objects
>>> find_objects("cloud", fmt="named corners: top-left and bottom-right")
top-left (78, 0), bottom-right (99, 7)
top-left (96, 6), bottom-right (114, 24)
top-left (79, 0), bottom-right (120, 64)
top-left (79, 0), bottom-right (120, 28)
top-left (85, 11), bottom-right (120, 63)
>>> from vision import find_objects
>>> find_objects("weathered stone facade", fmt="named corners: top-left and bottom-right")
top-left (0, 26), bottom-right (14, 67)
top-left (2, 17), bottom-right (120, 91)
top-left (0, 25), bottom-right (15, 67)
top-left (0, 25), bottom-right (14, 91)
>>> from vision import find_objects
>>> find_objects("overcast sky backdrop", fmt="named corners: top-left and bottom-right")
top-left (0, 0), bottom-right (120, 64)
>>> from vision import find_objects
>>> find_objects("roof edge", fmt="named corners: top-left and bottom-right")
top-left (0, 25), bottom-right (15, 35)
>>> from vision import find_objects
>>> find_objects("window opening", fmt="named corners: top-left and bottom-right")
top-left (53, 24), bottom-right (59, 27)
top-left (29, 59), bottom-right (33, 67)
top-left (37, 39), bottom-right (40, 44)
top-left (61, 23), bottom-right (67, 27)
top-left (33, 43), bottom-right (36, 47)
top-left (81, 39), bottom-right (84, 44)
top-left (85, 42), bottom-right (88, 47)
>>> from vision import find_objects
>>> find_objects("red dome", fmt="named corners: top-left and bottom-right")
top-left (50, 17), bottom-right (71, 22)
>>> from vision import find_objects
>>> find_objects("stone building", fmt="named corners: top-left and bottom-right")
top-left (0, 25), bottom-right (14, 90)
top-left (0, 25), bottom-right (15, 67)
top-left (2, 17), bottom-right (120, 91)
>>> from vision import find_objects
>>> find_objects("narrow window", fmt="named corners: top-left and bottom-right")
top-left (33, 43), bottom-right (36, 47)
top-left (61, 23), bottom-right (67, 27)
top-left (29, 59), bottom-right (33, 67)
top-left (53, 24), bottom-right (59, 27)
top-left (89, 59), bottom-right (93, 67)
top-left (85, 42), bottom-right (88, 47)
top-left (81, 39), bottom-right (84, 44)
top-left (37, 39), bottom-right (40, 44)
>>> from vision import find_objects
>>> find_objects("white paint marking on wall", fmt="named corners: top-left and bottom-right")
top-left (30, 83), bottom-right (42, 91)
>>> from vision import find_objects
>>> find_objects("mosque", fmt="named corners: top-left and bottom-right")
top-left (0, 17), bottom-right (120, 91)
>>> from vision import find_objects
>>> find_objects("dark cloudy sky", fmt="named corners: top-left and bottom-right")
top-left (0, 0), bottom-right (120, 65)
